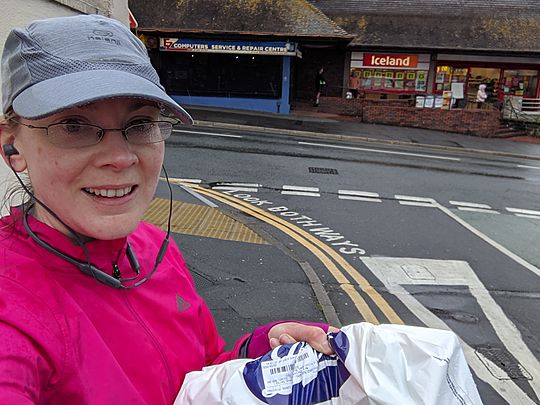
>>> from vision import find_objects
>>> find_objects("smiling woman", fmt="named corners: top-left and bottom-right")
top-left (0, 14), bottom-right (334, 404)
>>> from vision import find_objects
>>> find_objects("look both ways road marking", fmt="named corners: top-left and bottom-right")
top-left (167, 178), bottom-right (403, 326)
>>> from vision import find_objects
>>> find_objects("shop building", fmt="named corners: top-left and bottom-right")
top-left (433, 54), bottom-right (539, 105)
top-left (129, 0), bottom-right (351, 114)
top-left (308, 0), bottom-right (540, 107)
top-left (350, 52), bottom-right (431, 99)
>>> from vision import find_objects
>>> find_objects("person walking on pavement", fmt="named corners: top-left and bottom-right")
top-left (0, 14), bottom-right (337, 404)
top-left (314, 67), bottom-right (327, 106)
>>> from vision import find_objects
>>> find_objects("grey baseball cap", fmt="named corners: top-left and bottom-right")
top-left (1, 14), bottom-right (193, 124)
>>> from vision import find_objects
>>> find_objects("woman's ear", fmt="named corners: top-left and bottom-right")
top-left (0, 129), bottom-right (27, 172)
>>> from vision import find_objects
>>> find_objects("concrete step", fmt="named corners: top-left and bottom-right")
top-left (491, 124), bottom-right (528, 138)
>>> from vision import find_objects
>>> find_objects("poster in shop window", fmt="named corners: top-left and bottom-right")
top-left (424, 95), bottom-right (435, 108)
top-left (450, 83), bottom-right (464, 99)
top-left (435, 72), bottom-right (445, 83)
top-left (442, 91), bottom-right (453, 109)
top-left (415, 71), bottom-right (427, 92)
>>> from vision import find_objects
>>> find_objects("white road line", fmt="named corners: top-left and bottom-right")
top-left (394, 195), bottom-right (437, 203)
top-left (434, 202), bottom-right (540, 279)
top-left (457, 207), bottom-right (500, 214)
top-left (338, 190), bottom-right (380, 198)
top-left (281, 185), bottom-right (321, 197)
top-left (338, 195), bottom-right (382, 202)
top-left (506, 207), bottom-right (540, 216)
top-left (212, 186), bottom-right (258, 192)
top-left (180, 186), bottom-right (218, 208)
top-left (172, 129), bottom-right (242, 138)
top-left (283, 185), bottom-right (320, 192)
top-left (399, 201), bottom-right (437, 207)
top-left (450, 201), bottom-right (492, 209)
top-left (166, 178), bottom-right (202, 184)
top-left (282, 191), bottom-right (321, 197)
top-left (515, 213), bottom-right (540, 219)
top-left (517, 164), bottom-right (540, 170)
top-left (298, 141), bottom-right (461, 161)
top-left (214, 182), bottom-right (261, 187)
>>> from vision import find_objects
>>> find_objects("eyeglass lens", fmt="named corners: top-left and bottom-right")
top-left (46, 122), bottom-right (173, 148)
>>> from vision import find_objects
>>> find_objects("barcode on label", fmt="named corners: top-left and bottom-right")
top-left (269, 364), bottom-right (294, 375)
top-left (268, 352), bottom-right (311, 375)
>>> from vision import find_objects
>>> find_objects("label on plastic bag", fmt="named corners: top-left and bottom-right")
top-left (260, 344), bottom-right (319, 397)
top-left (242, 341), bottom-right (349, 404)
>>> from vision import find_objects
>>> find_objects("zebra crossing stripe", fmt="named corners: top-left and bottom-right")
top-left (450, 201), bottom-right (492, 209)
top-left (338, 190), bottom-right (381, 202)
top-left (282, 185), bottom-right (321, 197)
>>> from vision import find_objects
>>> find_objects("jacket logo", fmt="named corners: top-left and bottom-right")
top-left (176, 294), bottom-right (191, 313)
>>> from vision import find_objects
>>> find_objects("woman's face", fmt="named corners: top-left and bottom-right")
top-left (10, 98), bottom-right (165, 240)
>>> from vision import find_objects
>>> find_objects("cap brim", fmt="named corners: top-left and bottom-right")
top-left (12, 70), bottom-right (193, 124)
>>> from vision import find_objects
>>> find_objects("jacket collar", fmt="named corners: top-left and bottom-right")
top-left (8, 206), bottom-right (130, 274)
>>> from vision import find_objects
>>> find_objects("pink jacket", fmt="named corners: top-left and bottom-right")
top-left (0, 211), bottom-right (248, 404)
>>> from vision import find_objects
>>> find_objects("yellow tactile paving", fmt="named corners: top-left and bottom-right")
top-left (143, 198), bottom-right (268, 245)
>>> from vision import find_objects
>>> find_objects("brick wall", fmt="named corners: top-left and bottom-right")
top-left (318, 97), bottom-right (501, 137)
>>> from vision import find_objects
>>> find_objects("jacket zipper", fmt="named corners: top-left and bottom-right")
top-left (122, 291), bottom-right (175, 400)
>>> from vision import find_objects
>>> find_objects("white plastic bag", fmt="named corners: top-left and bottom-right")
top-left (175, 323), bottom-right (483, 405)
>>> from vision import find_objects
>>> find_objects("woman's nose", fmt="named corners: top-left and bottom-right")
top-left (94, 129), bottom-right (138, 169)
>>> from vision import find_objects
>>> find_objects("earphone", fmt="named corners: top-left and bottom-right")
top-left (3, 144), bottom-right (19, 157)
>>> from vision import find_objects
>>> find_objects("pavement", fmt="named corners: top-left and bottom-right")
top-left (186, 104), bottom-right (540, 161)
top-left (2, 105), bottom-right (540, 350)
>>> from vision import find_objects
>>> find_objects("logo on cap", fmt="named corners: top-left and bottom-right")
top-left (88, 29), bottom-right (120, 45)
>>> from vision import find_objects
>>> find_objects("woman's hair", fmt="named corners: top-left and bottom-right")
top-left (1, 109), bottom-right (17, 127)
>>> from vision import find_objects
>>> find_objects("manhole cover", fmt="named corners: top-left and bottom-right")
top-left (190, 270), bottom-right (215, 291)
top-left (475, 347), bottom-right (532, 380)
top-left (401, 264), bottom-right (435, 280)
top-left (309, 167), bottom-right (338, 175)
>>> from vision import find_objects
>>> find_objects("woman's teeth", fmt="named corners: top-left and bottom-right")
top-left (85, 186), bottom-right (132, 198)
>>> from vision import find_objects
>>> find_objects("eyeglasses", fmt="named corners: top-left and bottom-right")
top-left (11, 119), bottom-right (177, 149)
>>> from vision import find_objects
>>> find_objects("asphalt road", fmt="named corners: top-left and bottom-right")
top-left (162, 125), bottom-right (540, 404)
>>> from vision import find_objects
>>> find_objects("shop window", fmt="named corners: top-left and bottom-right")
top-left (352, 69), bottom-right (427, 93)
top-left (501, 69), bottom-right (538, 98)
top-left (434, 66), bottom-right (468, 93)
top-left (468, 67), bottom-right (500, 102)
top-left (161, 53), bottom-right (283, 99)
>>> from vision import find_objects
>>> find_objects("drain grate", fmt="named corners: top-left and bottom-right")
top-left (475, 346), bottom-right (532, 380)
top-left (190, 270), bottom-right (216, 291)
top-left (309, 167), bottom-right (338, 175)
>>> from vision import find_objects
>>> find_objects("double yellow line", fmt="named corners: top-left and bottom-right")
top-left (177, 182), bottom-right (403, 325)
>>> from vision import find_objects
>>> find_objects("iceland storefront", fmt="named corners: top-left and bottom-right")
top-left (158, 38), bottom-right (301, 114)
